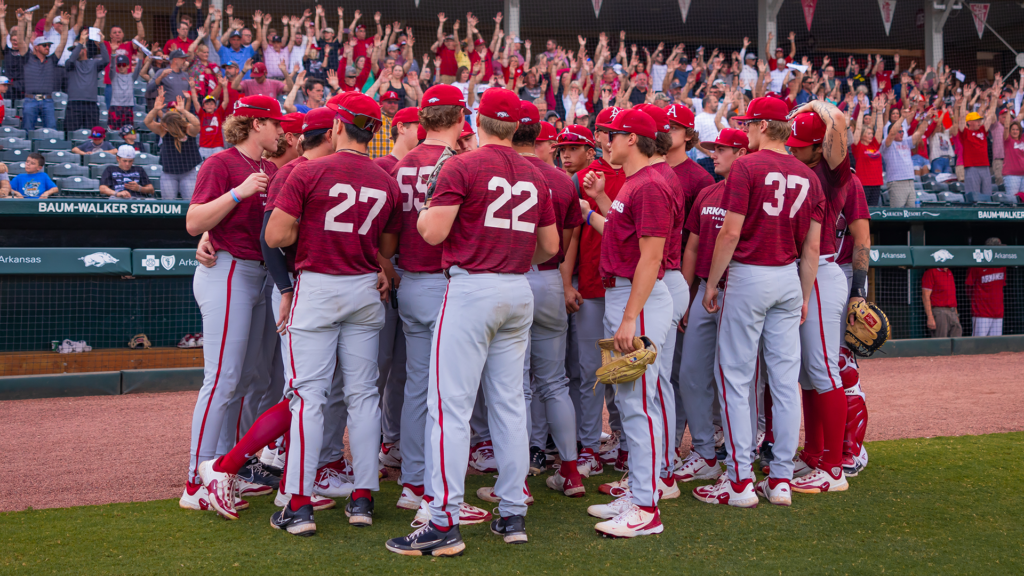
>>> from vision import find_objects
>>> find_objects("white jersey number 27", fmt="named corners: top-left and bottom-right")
top-left (484, 177), bottom-right (538, 232)
top-left (325, 184), bottom-right (387, 235)
top-left (762, 172), bottom-right (809, 218)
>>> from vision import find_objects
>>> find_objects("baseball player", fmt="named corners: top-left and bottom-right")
top-left (578, 109), bottom-right (675, 538)
top-left (261, 92), bottom-right (402, 536)
top-left (675, 129), bottom-right (749, 483)
top-left (375, 106), bottom-right (421, 174)
top-left (967, 238), bottom-right (1007, 337)
top-left (692, 96), bottom-right (825, 508)
top-left (388, 85), bottom-right (489, 529)
top-left (834, 174), bottom-right (872, 477)
top-left (535, 121), bottom-right (558, 165)
top-left (180, 95), bottom-right (282, 512)
top-left (575, 107), bottom-right (630, 477)
top-left (386, 87), bottom-right (558, 556)
top-left (457, 120), bottom-right (478, 153)
top-left (786, 102), bottom-right (852, 495)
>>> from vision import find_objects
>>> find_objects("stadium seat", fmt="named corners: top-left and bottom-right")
top-left (937, 192), bottom-right (965, 203)
top-left (992, 193), bottom-right (1019, 205)
top-left (69, 128), bottom-right (92, 140)
top-left (86, 152), bottom-right (119, 165)
top-left (0, 126), bottom-right (26, 138)
top-left (42, 150), bottom-right (81, 165)
top-left (30, 128), bottom-right (63, 140)
top-left (49, 163), bottom-right (90, 178)
top-left (146, 164), bottom-right (164, 178)
top-left (965, 192), bottom-right (992, 203)
top-left (7, 161), bottom-right (27, 175)
top-left (135, 152), bottom-right (156, 164)
top-left (33, 139), bottom-right (73, 152)
top-left (2, 116), bottom-right (20, 126)
top-left (51, 91), bottom-right (68, 100)
top-left (947, 182), bottom-right (964, 193)
top-left (1, 137), bottom-right (31, 150)
top-left (917, 192), bottom-right (938, 202)
top-left (58, 176), bottom-right (100, 191)
top-left (89, 165), bottom-right (111, 179)
top-left (2, 149), bottom-right (29, 162)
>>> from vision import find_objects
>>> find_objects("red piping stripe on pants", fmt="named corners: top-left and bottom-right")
top-left (814, 279), bottom-right (839, 390)
top-left (638, 311), bottom-right (658, 506)
top-left (434, 283), bottom-right (453, 526)
top-left (713, 285), bottom-right (741, 482)
top-left (285, 276), bottom-right (307, 494)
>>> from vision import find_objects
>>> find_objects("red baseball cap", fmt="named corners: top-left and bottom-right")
top-left (552, 124), bottom-right (595, 148)
top-left (634, 104), bottom-right (671, 133)
top-left (786, 112), bottom-right (827, 147)
top-left (601, 108), bottom-right (656, 139)
top-left (478, 88), bottom-right (521, 122)
top-left (325, 92), bottom-right (351, 113)
top-left (279, 112), bottom-right (306, 134)
top-left (460, 120), bottom-right (474, 138)
top-left (233, 95), bottom-right (285, 120)
top-left (251, 62), bottom-right (267, 78)
top-left (421, 84), bottom-right (470, 112)
top-left (381, 90), bottom-right (401, 102)
top-left (735, 96), bottom-right (790, 122)
top-left (665, 103), bottom-right (695, 129)
top-left (301, 107), bottom-right (335, 132)
top-left (417, 124), bottom-right (427, 140)
top-left (392, 106), bottom-right (420, 125)
top-left (595, 106), bottom-right (622, 129)
top-left (536, 121), bottom-right (558, 143)
top-left (701, 128), bottom-right (749, 151)
top-left (518, 101), bottom-right (540, 125)
top-left (333, 93), bottom-right (383, 133)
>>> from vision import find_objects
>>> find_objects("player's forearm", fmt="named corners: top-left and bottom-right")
top-left (560, 227), bottom-right (580, 288)
top-left (186, 195), bottom-right (240, 236)
top-left (265, 210), bottom-right (299, 248)
top-left (798, 222), bottom-right (821, 305)
top-left (532, 225), bottom-right (559, 264)
top-left (681, 235), bottom-right (698, 288)
top-left (706, 227), bottom-right (739, 288)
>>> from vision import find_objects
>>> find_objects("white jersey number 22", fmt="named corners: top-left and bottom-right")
top-left (484, 177), bottom-right (538, 232)
top-left (762, 172), bottom-right (809, 218)
top-left (325, 184), bottom-right (387, 235)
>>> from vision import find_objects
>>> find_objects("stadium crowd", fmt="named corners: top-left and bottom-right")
top-left (0, 1), bottom-right (1022, 204)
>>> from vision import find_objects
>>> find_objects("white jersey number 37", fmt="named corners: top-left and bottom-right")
top-left (762, 172), bottom-right (809, 217)
top-left (484, 176), bottom-right (538, 232)
top-left (324, 184), bottom-right (387, 234)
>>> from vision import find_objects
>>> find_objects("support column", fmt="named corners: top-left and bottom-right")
top-left (504, 0), bottom-right (520, 40)
top-left (758, 0), bottom-right (784, 62)
top-left (923, 0), bottom-right (955, 69)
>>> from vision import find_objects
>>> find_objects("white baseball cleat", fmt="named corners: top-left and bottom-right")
top-left (396, 484), bottom-right (424, 510)
top-left (656, 476), bottom-right (681, 499)
top-left (755, 477), bottom-right (793, 506)
top-left (379, 442), bottom-right (402, 468)
top-left (713, 425), bottom-right (725, 448)
top-left (692, 475), bottom-right (758, 508)
top-left (586, 492), bottom-right (634, 519)
top-left (313, 467), bottom-right (355, 498)
top-left (594, 503), bottom-right (664, 538)
top-left (545, 470), bottom-right (586, 497)
top-left (577, 448), bottom-right (604, 477)
top-left (598, 474), bottom-right (630, 496)
top-left (411, 500), bottom-right (492, 527)
top-left (197, 460), bottom-right (238, 520)
top-left (475, 486), bottom-right (535, 505)
top-left (274, 490), bottom-right (336, 511)
top-left (179, 482), bottom-right (211, 511)
top-left (468, 441), bottom-right (498, 473)
top-left (791, 467), bottom-right (849, 494)
top-left (600, 431), bottom-right (613, 443)
top-left (793, 455), bottom-right (815, 478)
top-left (674, 453), bottom-right (723, 482)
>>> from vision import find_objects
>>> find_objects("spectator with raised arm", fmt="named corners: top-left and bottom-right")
top-left (953, 75), bottom-right (1002, 197)
top-left (214, 7), bottom-right (256, 78)
top-left (4, 5), bottom-right (29, 102)
top-left (190, 77), bottom-right (228, 159)
top-left (347, 9), bottom-right (378, 60)
top-left (145, 90), bottom-right (201, 200)
top-left (766, 30), bottom-right (795, 71)
top-left (99, 145), bottom-right (153, 198)
top-left (99, 4), bottom-right (145, 108)
top-left (284, 71), bottom-right (324, 113)
top-left (881, 98), bottom-right (931, 207)
top-left (17, 8), bottom-right (70, 131)
top-left (233, 59), bottom-right (292, 98)
top-left (432, 12), bottom-right (460, 84)
top-left (148, 49), bottom-right (192, 109)
top-left (64, 27), bottom-right (108, 131)
top-left (852, 94), bottom-right (887, 206)
top-left (171, 0), bottom-right (200, 42)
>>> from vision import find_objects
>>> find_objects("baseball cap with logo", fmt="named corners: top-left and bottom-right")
top-left (251, 62), bottom-right (268, 78)
top-left (595, 106), bottom-right (622, 130)
top-left (552, 124), bottom-right (595, 148)
top-left (392, 107), bottom-right (420, 125)
top-left (786, 112), bottom-right (827, 147)
top-left (734, 96), bottom-right (790, 122)
top-left (332, 92), bottom-right (383, 134)
top-left (380, 91), bottom-right (402, 102)
top-left (536, 121), bottom-right (558, 143)
top-left (701, 128), bottom-right (749, 151)
top-left (90, 126), bottom-right (106, 139)
top-left (478, 88), bottom-right (521, 122)
top-left (461, 120), bottom-right (475, 138)
top-left (301, 107), bottom-right (336, 132)
top-left (116, 144), bottom-right (136, 159)
top-left (518, 101), bottom-right (540, 125)
top-left (420, 84), bottom-right (470, 112)
top-left (233, 95), bottom-right (285, 120)
top-left (116, 55), bottom-right (130, 65)
top-left (665, 103), bottom-right (695, 128)
top-left (280, 112), bottom-right (307, 134)
top-left (601, 108), bottom-right (657, 139)
top-left (634, 104), bottom-right (671, 133)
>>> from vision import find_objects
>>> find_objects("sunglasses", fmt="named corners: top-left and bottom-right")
top-left (337, 107), bottom-right (382, 134)
top-left (607, 130), bottom-right (631, 138)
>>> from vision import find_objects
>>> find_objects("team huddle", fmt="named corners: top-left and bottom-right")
top-left (180, 84), bottom-right (874, 555)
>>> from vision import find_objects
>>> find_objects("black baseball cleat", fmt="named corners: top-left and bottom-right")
top-left (385, 522), bottom-right (466, 557)
top-left (759, 440), bottom-right (775, 466)
top-left (490, 514), bottom-right (528, 544)
top-left (270, 504), bottom-right (316, 536)
top-left (239, 460), bottom-right (281, 490)
top-left (528, 446), bottom-right (547, 476)
top-left (345, 496), bottom-right (374, 526)
top-left (715, 445), bottom-right (728, 463)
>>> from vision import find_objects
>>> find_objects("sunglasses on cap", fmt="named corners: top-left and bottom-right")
top-left (234, 102), bottom-right (276, 114)
top-left (337, 107), bottom-right (382, 134)
top-left (556, 133), bottom-right (594, 147)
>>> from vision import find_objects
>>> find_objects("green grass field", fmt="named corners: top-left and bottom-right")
top-left (3, 433), bottom-right (1022, 575)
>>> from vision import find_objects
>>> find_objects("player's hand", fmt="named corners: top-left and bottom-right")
top-left (847, 296), bottom-right (865, 325)
top-left (582, 170), bottom-right (605, 199)
top-left (702, 285), bottom-right (719, 314)
top-left (376, 270), bottom-right (389, 302)
top-left (277, 290), bottom-right (294, 333)
top-left (678, 308), bottom-right (689, 333)
top-left (613, 317), bottom-right (638, 354)
top-left (926, 316), bottom-right (936, 330)
top-left (578, 198), bottom-right (590, 222)
top-left (800, 301), bottom-right (808, 325)
top-left (235, 172), bottom-right (269, 199)
top-left (196, 235), bottom-right (217, 267)
top-left (564, 283), bottom-right (582, 314)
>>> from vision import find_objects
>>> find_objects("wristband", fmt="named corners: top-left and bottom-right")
top-left (586, 210), bottom-right (594, 226)
top-left (230, 188), bottom-right (241, 203)
top-left (852, 269), bottom-right (868, 299)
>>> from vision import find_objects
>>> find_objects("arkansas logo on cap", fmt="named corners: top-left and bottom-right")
top-left (428, 97), bottom-right (440, 103)
top-left (497, 111), bottom-right (509, 118)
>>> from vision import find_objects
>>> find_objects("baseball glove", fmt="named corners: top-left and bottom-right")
top-left (129, 333), bottom-right (152, 349)
top-left (595, 336), bottom-right (658, 386)
top-left (422, 145), bottom-right (456, 208)
top-left (845, 301), bottom-right (891, 357)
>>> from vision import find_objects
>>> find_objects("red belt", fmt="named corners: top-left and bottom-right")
top-left (536, 263), bottom-right (559, 271)
top-left (602, 277), bottom-right (620, 288)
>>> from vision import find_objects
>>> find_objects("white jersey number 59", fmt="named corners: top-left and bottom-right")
top-left (762, 172), bottom-right (809, 217)
top-left (325, 184), bottom-right (387, 234)
top-left (484, 176), bottom-right (538, 232)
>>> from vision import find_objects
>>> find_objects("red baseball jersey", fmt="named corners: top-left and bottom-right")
top-left (375, 153), bottom-right (399, 175)
top-left (836, 175), bottom-right (871, 266)
top-left (392, 144), bottom-right (449, 273)
top-left (961, 127), bottom-right (989, 167)
top-left (264, 156), bottom-right (307, 273)
top-left (274, 152), bottom-right (402, 276)
top-left (672, 157), bottom-right (715, 244)
top-left (967, 267), bottom-right (1006, 318)
top-left (650, 162), bottom-right (685, 270)
top-left (525, 155), bottom-right (585, 266)
top-left (811, 153), bottom-right (852, 256)
top-left (577, 158), bottom-right (626, 298)
top-left (599, 166), bottom-right (674, 280)
top-left (684, 181), bottom-right (726, 279)
top-left (198, 108), bottom-right (228, 149)
top-left (921, 268), bottom-right (957, 308)
top-left (430, 145), bottom-right (556, 274)
top-left (191, 147), bottom-right (279, 261)
top-left (722, 150), bottom-right (825, 267)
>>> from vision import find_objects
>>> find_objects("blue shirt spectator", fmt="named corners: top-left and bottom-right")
top-left (11, 171), bottom-right (58, 199)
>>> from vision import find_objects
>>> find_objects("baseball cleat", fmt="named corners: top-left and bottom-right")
top-left (598, 473), bottom-right (630, 496)
top-left (490, 514), bottom-right (528, 544)
top-left (197, 460), bottom-right (238, 520)
top-left (793, 454), bottom-right (815, 478)
top-left (674, 453), bottom-right (723, 482)
top-left (755, 431), bottom-right (766, 455)
top-left (842, 453), bottom-right (867, 477)
top-left (577, 447), bottom-right (604, 477)
top-left (379, 442), bottom-right (402, 468)
top-left (397, 484), bottom-right (424, 510)
top-left (469, 441), bottom-right (498, 473)
top-left (614, 449), bottom-right (629, 472)
top-left (545, 470), bottom-right (586, 497)
top-left (270, 504), bottom-right (316, 536)
top-left (179, 481), bottom-right (211, 511)
top-left (238, 461), bottom-right (280, 492)
top-left (528, 446), bottom-right (547, 476)
top-left (587, 492), bottom-right (633, 519)
top-left (385, 523), bottom-right (466, 557)
top-left (314, 467), bottom-right (355, 498)
top-left (714, 426), bottom-right (727, 461)
top-left (595, 503), bottom-right (664, 538)
top-left (791, 467), bottom-right (849, 494)
top-left (600, 431), bottom-right (613, 443)
top-left (657, 476), bottom-right (680, 499)
top-left (410, 500), bottom-right (492, 527)
top-left (317, 458), bottom-right (355, 483)
top-left (692, 475), bottom-right (758, 508)
top-left (755, 477), bottom-right (792, 506)
top-left (275, 491), bottom-right (335, 511)
top-left (476, 486), bottom-right (535, 506)
top-left (759, 440), bottom-right (775, 474)
top-left (345, 496), bottom-right (374, 527)
top-left (235, 497), bottom-right (249, 511)
top-left (259, 443), bottom-right (284, 474)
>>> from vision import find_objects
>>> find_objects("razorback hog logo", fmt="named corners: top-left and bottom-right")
top-left (428, 97), bottom-right (440, 103)
top-left (497, 111), bottom-right (509, 118)
top-left (80, 252), bottom-right (119, 267)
